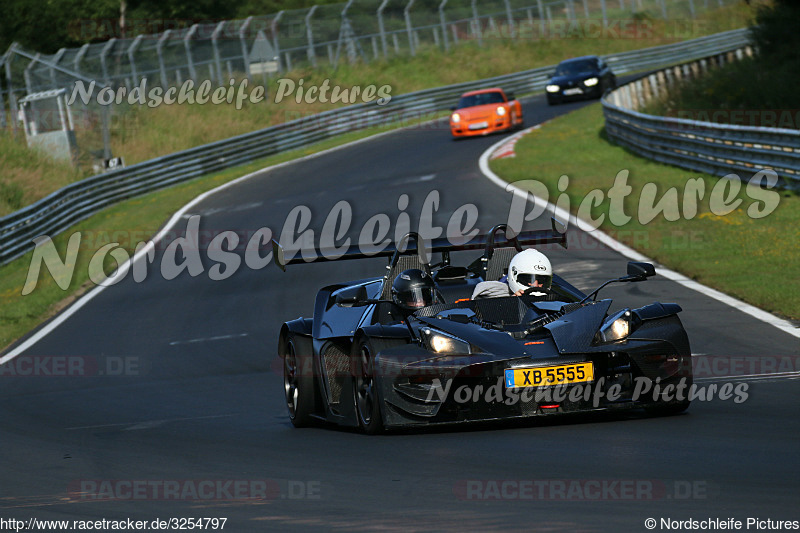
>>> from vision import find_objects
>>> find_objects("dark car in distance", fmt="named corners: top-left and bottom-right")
top-left (546, 55), bottom-right (616, 105)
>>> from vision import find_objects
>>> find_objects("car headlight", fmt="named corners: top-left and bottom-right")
top-left (496, 106), bottom-right (506, 116)
top-left (546, 84), bottom-right (560, 93)
top-left (421, 328), bottom-right (471, 355)
top-left (451, 113), bottom-right (461, 123)
top-left (584, 77), bottom-right (599, 87)
top-left (596, 309), bottom-right (632, 343)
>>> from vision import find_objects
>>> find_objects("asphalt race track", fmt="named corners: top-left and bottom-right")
top-left (2, 92), bottom-right (799, 532)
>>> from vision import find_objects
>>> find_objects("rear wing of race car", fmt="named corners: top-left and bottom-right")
top-left (272, 218), bottom-right (567, 271)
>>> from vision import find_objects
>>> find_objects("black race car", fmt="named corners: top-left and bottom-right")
top-left (275, 221), bottom-right (692, 434)
top-left (546, 55), bottom-right (616, 105)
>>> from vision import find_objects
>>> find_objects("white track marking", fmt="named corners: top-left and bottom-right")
top-left (478, 128), bottom-right (800, 339)
top-left (1, 126), bottom-right (409, 365)
top-left (65, 414), bottom-right (236, 431)
top-left (168, 333), bottom-right (249, 346)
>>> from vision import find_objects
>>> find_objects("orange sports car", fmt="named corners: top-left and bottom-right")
top-left (449, 88), bottom-right (524, 138)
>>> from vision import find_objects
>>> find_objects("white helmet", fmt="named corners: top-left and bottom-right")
top-left (508, 249), bottom-right (552, 295)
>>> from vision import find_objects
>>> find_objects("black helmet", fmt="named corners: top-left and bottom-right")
top-left (391, 269), bottom-right (436, 310)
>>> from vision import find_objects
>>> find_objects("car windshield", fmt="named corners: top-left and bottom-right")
top-left (554, 59), bottom-right (598, 76)
top-left (457, 92), bottom-right (506, 108)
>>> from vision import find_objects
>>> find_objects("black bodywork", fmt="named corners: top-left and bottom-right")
top-left (546, 55), bottom-right (617, 105)
top-left (277, 222), bottom-right (692, 433)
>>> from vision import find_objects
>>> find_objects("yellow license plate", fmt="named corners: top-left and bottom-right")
top-left (504, 362), bottom-right (594, 388)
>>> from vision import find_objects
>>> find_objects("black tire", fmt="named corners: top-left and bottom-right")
top-left (645, 400), bottom-right (690, 417)
top-left (352, 337), bottom-right (407, 435)
top-left (282, 332), bottom-right (316, 427)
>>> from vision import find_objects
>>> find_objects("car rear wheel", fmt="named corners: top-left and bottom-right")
top-left (282, 333), bottom-right (315, 427)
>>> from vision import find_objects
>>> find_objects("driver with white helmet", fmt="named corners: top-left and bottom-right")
top-left (471, 249), bottom-right (552, 299)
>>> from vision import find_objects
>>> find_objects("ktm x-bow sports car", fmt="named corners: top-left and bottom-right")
top-left (449, 88), bottom-right (524, 138)
top-left (275, 222), bottom-right (692, 434)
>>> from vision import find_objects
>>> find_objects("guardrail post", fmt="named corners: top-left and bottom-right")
top-left (439, 0), bottom-right (449, 52)
top-left (305, 6), bottom-right (319, 68)
top-left (377, 0), bottom-right (390, 58)
top-left (471, 0), bottom-right (483, 47)
top-left (405, 0), bottom-right (416, 57)
top-left (212, 21), bottom-right (226, 85)
top-left (127, 36), bottom-right (143, 86)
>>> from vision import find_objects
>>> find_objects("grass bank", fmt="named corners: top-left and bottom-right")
top-left (490, 103), bottom-right (800, 320)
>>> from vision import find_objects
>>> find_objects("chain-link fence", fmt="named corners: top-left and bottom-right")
top-left (1, 0), bottom-right (736, 165)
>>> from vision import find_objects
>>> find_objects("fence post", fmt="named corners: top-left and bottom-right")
top-left (271, 12), bottom-right (284, 73)
top-left (405, 0), bottom-right (416, 57)
top-left (582, 0), bottom-right (590, 18)
top-left (183, 25), bottom-right (199, 81)
top-left (537, 0), bottom-right (545, 36)
top-left (74, 44), bottom-right (89, 74)
top-left (687, 0), bottom-right (695, 18)
top-left (100, 38), bottom-right (116, 84)
top-left (50, 48), bottom-right (66, 90)
top-left (305, 6), bottom-right (319, 68)
top-left (212, 21), bottom-right (226, 85)
top-left (5, 44), bottom-right (20, 138)
top-left (377, 0), bottom-right (390, 58)
top-left (24, 53), bottom-right (40, 93)
top-left (471, 0), bottom-right (483, 47)
top-left (127, 35), bottom-right (143, 86)
top-left (239, 17), bottom-right (253, 80)
top-left (0, 52), bottom-right (6, 129)
top-left (504, 0), bottom-right (515, 39)
top-left (660, 0), bottom-right (668, 19)
top-left (600, 0), bottom-right (607, 28)
top-left (157, 30), bottom-right (171, 87)
top-left (439, 0), bottom-right (449, 52)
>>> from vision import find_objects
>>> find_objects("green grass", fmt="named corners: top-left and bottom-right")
top-left (642, 55), bottom-right (800, 126)
top-left (0, 1), bottom-right (757, 217)
top-left (490, 103), bottom-right (800, 320)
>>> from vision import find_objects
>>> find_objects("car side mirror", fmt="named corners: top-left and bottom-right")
top-left (506, 91), bottom-right (515, 101)
top-left (335, 285), bottom-right (369, 307)
top-left (626, 261), bottom-right (656, 280)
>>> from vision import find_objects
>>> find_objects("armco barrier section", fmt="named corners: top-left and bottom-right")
top-left (603, 45), bottom-right (800, 189)
top-left (0, 28), bottom-right (749, 265)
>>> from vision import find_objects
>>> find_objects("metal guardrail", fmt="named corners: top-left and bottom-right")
top-left (603, 40), bottom-right (800, 190)
top-left (0, 28), bottom-right (750, 266)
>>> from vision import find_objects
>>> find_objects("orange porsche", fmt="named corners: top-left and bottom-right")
top-left (449, 88), bottom-right (524, 138)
